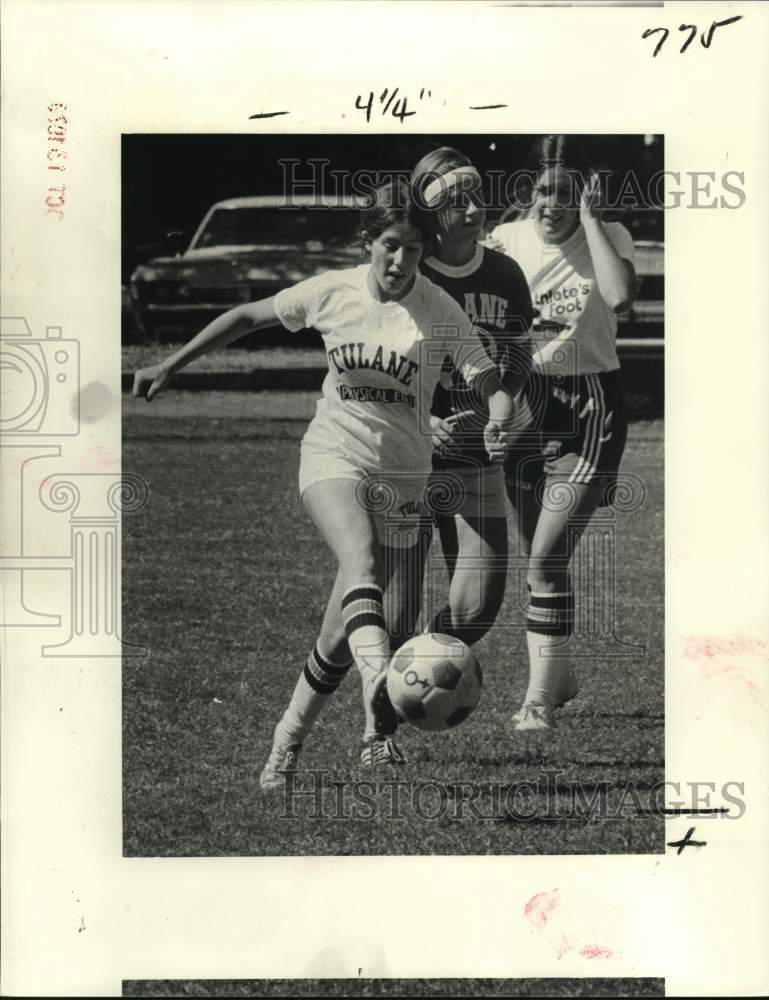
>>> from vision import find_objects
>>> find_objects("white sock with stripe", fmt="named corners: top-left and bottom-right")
top-left (341, 584), bottom-right (393, 740)
top-left (524, 589), bottom-right (575, 708)
top-left (273, 643), bottom-right (353, 748)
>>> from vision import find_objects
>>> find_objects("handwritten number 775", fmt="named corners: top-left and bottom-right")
top-left (643, 16), bottom-right (742, 57)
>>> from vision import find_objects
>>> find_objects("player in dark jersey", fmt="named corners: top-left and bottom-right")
top-left (386, 147), bottom-right (533, 653)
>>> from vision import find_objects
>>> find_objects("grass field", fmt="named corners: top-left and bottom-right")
top-left (123, 392), bottom-right (664, 857)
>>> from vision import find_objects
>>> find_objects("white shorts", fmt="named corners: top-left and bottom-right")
top-left (424, 461), bottom-right (508, 521)
top-left (299, 440), bottom-right (430, 549)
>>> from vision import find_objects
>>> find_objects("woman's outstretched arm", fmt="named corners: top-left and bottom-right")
top-left (132, 297), bottom-right (280, 401)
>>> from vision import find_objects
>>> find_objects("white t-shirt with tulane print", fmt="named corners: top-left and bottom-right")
top-left (490, 217), bottom-right (635, 376)
top-left (274, 264), bottom-right (496, 475)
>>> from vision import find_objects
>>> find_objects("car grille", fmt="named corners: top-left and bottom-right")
top-left (137, 281), bottom-right (178, 303)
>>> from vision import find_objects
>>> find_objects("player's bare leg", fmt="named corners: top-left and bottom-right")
top-left (260, 479), bottom-right (412, 788)
top-left (427, 511), bottom-right (508, 646)
top-left (384, 521), bottom-right (431, 653)
top-left (507, 479), bottom-right (601, 730)
top-left (300, 478), bottom-right (401, 750)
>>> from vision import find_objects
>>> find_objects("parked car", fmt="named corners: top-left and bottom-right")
top-left (129, 195), bottom-right (364, 341)
top-left (129, 195), bottom-right (663, 344)
top-left (621, 239), bottom-right (663, 337)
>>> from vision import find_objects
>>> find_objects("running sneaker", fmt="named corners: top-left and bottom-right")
top-left (512, 670), bottom-right (579, 724)
top-left (259, 743), bottom-right (302, 791)
top-left (360, 736), bottom-right (407, 766)
top-left (513, 702), bottom-right (555, 732)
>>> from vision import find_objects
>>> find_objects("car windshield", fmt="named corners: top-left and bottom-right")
top-left (192, 206), bottom-right (361, 250)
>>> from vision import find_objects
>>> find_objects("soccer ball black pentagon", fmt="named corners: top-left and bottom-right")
top-left (386, 633), bottom-right (483, 732)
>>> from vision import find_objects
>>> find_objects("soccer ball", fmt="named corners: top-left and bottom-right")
top-left (386, 633), bottom-right (483, 732)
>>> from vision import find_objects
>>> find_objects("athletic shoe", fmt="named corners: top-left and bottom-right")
top-left (513, 702), bottom-right (555, 732)
top-left (512, 670), bottom-right (579, 723)
top-left (362, 666), bottom-right (400, 736)
top-left (360, 736), bottom-right (407, 766)
top-left (259, 743), bottom-right (302, 791)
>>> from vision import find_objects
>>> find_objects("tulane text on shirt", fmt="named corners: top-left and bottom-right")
top-left (338, 384), bottom-right (416, 407)
top-left (328, 343), bottom-right (420, 385)
top-left (463, 293), bottom-right (511, 330)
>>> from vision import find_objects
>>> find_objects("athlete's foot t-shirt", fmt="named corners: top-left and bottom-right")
top-left (490, 217), bottom-right (635, 376)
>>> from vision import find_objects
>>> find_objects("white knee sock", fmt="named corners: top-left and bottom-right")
top-left (524, 589), bottom-right (575, 708)
top-left (341, 584), bottom-right (392, 740)
top-left (273, 643), bottom-right (352, 748)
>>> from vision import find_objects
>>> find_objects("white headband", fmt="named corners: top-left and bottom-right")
top-left (421, 166), bottom-right (482, 208)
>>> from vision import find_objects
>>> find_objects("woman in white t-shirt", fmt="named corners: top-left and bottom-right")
top-left (490, 135), bottom-right (637, 732)
top-left (133, 180), bottom-right (523, 780)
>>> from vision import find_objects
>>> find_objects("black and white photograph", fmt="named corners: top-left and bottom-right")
top-left (3, 1), bottom-right (768, 996)
top-left (122, 133), bottom-right (665, 857)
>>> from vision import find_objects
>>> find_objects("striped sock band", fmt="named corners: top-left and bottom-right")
top-left (341, 584), bottom-right (392, 740)
top-left (303, 643), bottom-right (353, 695)
top-left (341, 585), bottom-right (387, 638)
top-left (341, 583), bottom-right (389, 680)
top-left (527, 590), bottom-right (575, 637)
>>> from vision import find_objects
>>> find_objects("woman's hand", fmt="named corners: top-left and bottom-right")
top-left (480, 233), bottom-right (506, 253)
top-left (483, 391), bottom-right (532, 461)
top-left (579, 172), bottom-right (605, 225)
top-left (132, 363), bottom-right (174, 402)
top-left (483, 419), bottom-right (513, 463)
top-left (431, 410), bottom-right (474, 459)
